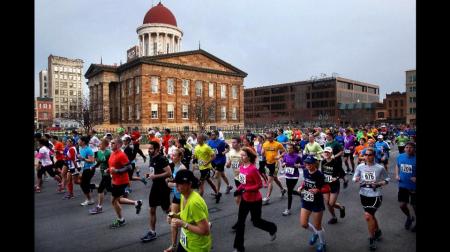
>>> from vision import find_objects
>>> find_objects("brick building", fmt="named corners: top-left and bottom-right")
top-left (384, 91), bottom-right (406, 124)
top-left (35, 97), bottom-right (53, 129)
top-left (244, 77), bottom-right (380, 127)
top-left (85, 3), bottom-right (247, 131)
top-left (405, 70), bottom-right (416, 125)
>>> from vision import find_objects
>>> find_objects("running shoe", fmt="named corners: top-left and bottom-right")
top-left (282, 209), bottom-right (291, 216)
top-left (215, 192), bottom-right (222, 204)
top-left (281, 188), bottom-right (287, 197)
top-left (136, 200), bottom-right (143, 214)
top-left (110, 219), bottom-right (126, 229)
top-left (405, 216), bottom-right (414, 230)
top-left (270, 232), bottom-right (277, 241)
top-left (340, 206), bottom-right (346, 218)
top-left (80, 200), bottom-right (95, 206)
top-left (226, 185), bottom-right (233, 194)
top-left (309, 233), bottom-right (319, 246)
top-left (262, 197), bottom-right (270, 205)
top-left (343, 180), bottom-right (349, 189)
top-left (317, 243), bottom-right (326, 252)
top-left (89, 206), bottom-right (103, 214)
top-left (411, 225), bottom-right (416, 232)
top-left (328, 217), bottom-right (337, 224)
top-left (141, 177), bottom-right (148, 186)
top-left (369, 238), bottom-right (377, 251)
top-left (35, 186), bottom-right (41, 193)
top-left (141, 231), bottom-right (157, 242)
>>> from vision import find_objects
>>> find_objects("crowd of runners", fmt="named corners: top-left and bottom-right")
top-left (34, 124), bottom-right (416, 252)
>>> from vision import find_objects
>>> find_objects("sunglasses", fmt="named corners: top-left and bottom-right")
top-left (111, 142), bottom-right (116, 144)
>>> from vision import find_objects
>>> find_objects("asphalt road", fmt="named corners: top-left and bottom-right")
top-left (35, 145), bottom-right (416, 252)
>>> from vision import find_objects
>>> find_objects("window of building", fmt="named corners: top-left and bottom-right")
top-left (168, 104), bottom-right (174, 119)
top-left (195, 81), bottom-right (203, 96)
top-left (151, 76), bottom-right (159, 93)
top-left (78, 91), bottom-right (81, 96)
top-left (232, 107), bottom-right (237, 120)
top-left (151, 104), bottom-right (158, 119)
top-left (394, 110), bottom-right (398, 117)
top-left (389, 101), bottom-right (392, 107)
top-left (232, 85), bottom-right (238, 99)
top-left (135, 77), bottom-right (140, 94)
top-left (167, 43), bottom-right (169, 53)
top-left (128, 105), bottom-right (132, 120)
top-left (54, 66), bottom-right (58, 71)
top-left (182, 80), bottom-right (189, 96)
top-left (122, 107), bottom-right (125, 121)
top-left (209, 83), bottom-right (214, 97)
top-left (44, 88), bottom-right (47, 94)
top-left (167, 78), bottom-right (175, 94)
top-left (400, 109), bottom-right (403, 117)
top-left (400, 100), bottom-right (403, 106)
top-left (389, 110), bottom-right (392, 118)
top-left (136, 104), bottom-right (140, 120)
top-left (128, 80), bottom-right (133, 95)
top-left (55, 105), bottom-right (59, 110)
top-left (221, 106), bottom-right (226, 120)
top-left (394, 100), bottom-right (398, 107)
top-left (377, 112), bottom-right (384, 118)
top-left (182, 105), bottom-right (189, 119)
top-left (221, 85), bottom-right (227, 98)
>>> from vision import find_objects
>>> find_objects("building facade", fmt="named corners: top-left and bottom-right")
top-left (48, 55), bottom-right (84, 121)
top-left (39, 70), bottom-right (49, 98)
top-left (405, 70), bottom-right (416, 125)
top-left (85, 3), bottom-right (246, 131)
top-left (384, 91), bottom-right (406, 124)
top-left (35, 97), bottom-right (53, 128)
top-left (244, 77), bottom-right (380, 126)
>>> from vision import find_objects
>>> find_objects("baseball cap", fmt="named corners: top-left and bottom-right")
top-left (148, 130), bottom-right (156, 135)
top-left (377, 135), bottom-right (383, 139)
top-left (303, 155), bottom-right (318, 164)
top-left (399, 131), bottom-right (404, 135)
top-left (174, 169), bottom-right (199, 189)
top-left (324, 147), bottom-right (333, 153)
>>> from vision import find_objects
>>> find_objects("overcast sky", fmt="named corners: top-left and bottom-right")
top-left (35, 0), bottom-right (415, 100)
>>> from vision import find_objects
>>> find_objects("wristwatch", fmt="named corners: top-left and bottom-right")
top-left (183, 222), bottom-right (189, 229)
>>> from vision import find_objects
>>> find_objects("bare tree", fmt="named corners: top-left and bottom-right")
top-left (190, 98), bottom-right (217, 132)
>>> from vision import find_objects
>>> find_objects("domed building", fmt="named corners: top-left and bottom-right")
top-left (85, 2), bottom-right (247, 132)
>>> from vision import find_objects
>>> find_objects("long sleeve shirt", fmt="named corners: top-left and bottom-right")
top-left (237, 163), bottom-right (262, 202)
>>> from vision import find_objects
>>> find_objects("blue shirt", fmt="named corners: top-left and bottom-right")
top-left (79, 146), bottom-right (95, 170)
top-left (300, 140), bottom-right (308, 151)
top-left (276, 134), bottom-right (289, 147)
top-left (375, 141), bottom-right (390, 159)
top-left (207, 139), bottom-right (227, 164)
top-left (335, 135), bottom-right (344, 147)
top-left (397, 153), bottom-right (416, 190)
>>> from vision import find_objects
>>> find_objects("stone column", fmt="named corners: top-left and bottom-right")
top-left (171, 34), bottom-right (175, 53)
top-left (102, 82), bottom-right (110, 124)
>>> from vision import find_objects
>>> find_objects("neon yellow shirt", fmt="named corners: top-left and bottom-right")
top-left (179, 191), bottom-right (211, 252)
top-left (194, 144), bottom-right (214, 170)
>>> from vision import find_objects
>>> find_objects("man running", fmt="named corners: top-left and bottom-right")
top-left (395, 142), bottom-right (416, 232)
top-left (394, 132), bottom-right (410, 154)
top-left (208, 130), bottom-right (233, 195)
top-left (89, 139), bottom-right (112, 215)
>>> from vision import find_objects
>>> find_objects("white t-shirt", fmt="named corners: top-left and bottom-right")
top-left (89, 135), bottom-right (100, 152)
top-left (218, 131), bottom-right (225, 140)
top-left (187, 137), bottom-right (197, 147)
top-left (227, 148), bottom-right (241, 180)
top-left (39, 146), bottom-right (53, 166)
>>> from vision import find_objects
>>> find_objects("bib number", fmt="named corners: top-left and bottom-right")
top-left (344, 149), bottom-right (351, 154)
top-left (303, 191), bottom-right (314, 202)
top-left (231, 161), bottom-right (239, 169)
top-left (214, 148), bottom-right (218, 155)
top-left (258, 155), bottom-right (263, 161)
top-left (198, 160), bottom-right (205, 167)
top-left (363, 171), bottom-right (376, 182)
top-left (400, 164), bottom-right (413, 173)
top-left (285, 167), bottom-right (295, 175)
top-left (180, 228), bottom-right (187, 248)
top-left (238, 173), bottom-right (246, 184)
top-left (324, 174), bottom-right (333, 183)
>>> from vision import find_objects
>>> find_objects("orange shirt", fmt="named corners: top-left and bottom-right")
top-left (108, 150), bottom-right (130, 185)
top-left (53, 141), bottom-right (65, 161)
top-left (262, 141), bottom-right (285, 164)
top-left (147, 136), bottom-right (160, 143)
top-left (354, 144), bottom-right (368, 161)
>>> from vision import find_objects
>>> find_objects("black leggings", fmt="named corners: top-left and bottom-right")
top-left (80, 169), bottom-right (96, 194)
top-left (286, 178), bottom-right (300, 210)
top-left (176, 243), bottom-right (187, 252)
top-left (234, 199), bottom-right (277, 251)
top-left (133, 143), bottom-right (146, 160)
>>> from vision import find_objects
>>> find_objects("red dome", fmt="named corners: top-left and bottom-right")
top-left (143, 2), bottom-right (177, 27)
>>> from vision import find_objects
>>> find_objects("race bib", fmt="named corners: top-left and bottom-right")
top-left (214, 148), bottom-right (218, 155)
top-left (303, 190), bottom-right (314, 202)
top-left (363, 171), bottom-right (376, 182)
top-left (401, 164), bottom-right (413, 173)
top-left (258, 155), bottom-right (263, 161)
top-left (285, 167), bottom-right (295, 175)
top-left (238, 173), bottom-right (246, 184)
top-left (198, 160), bottom-right (205, 167)
top-left (344, 149), bottom-right (351, 154)
top-left (231, 161), bottom-right (240, 169)
top-left (324, 174), bottom-right (333, 183)
top-left (399, 142), bottom-right (406, 146)
top-left (78, 160), bottom-right (85, 168)
top-left (180, 228), bottom-right (187, 248)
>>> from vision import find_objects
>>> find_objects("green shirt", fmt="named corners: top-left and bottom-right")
top-left (96, 149), bottom-right (111, 176)
top-left (396, 135), bottom-right (410, 146)
top-left (304, 142), bottom-right (324, 160)
top-left (180, 191), bottom-right (211, 252)
top-left (194, 144), bottom-right (214, 170)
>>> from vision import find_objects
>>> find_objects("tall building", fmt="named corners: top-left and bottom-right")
top-left (39, 70), bottom-right (49, 97)
top-left (85, 2), bottom-right (247, 131)
top-left (384, 91), bottom-right (406, 124)
top-left (48, 55), bottom-right (84, 125)
top-left (244, 77), bottom-right (380, 126)
top-left (405, 69), bottom-right (416, 125)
